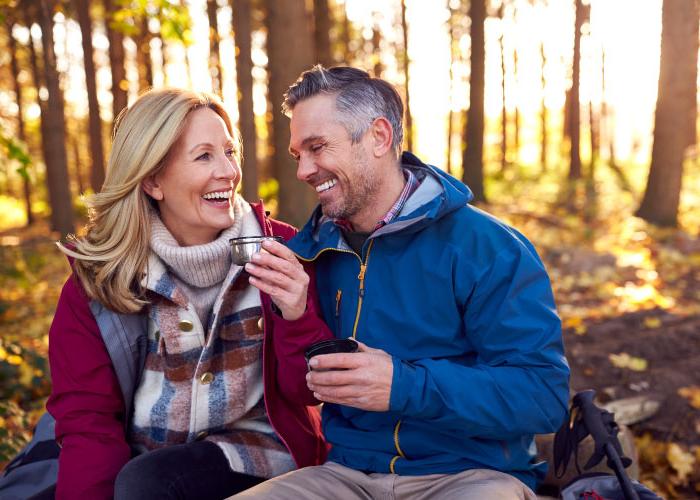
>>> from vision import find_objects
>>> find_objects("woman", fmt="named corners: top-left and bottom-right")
top-left (47, 88), bottom-right (331, 499)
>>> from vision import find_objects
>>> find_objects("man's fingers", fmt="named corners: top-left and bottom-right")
top-left (307, 352), bottom-right (366, 371)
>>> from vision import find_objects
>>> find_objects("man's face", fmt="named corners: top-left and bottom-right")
top-left (289, 94), bottom-right (381, 224)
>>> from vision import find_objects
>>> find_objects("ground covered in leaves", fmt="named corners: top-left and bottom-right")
top-left (1, 165), bottom-right (699, 498)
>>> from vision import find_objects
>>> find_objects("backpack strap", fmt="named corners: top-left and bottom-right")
top-left (89, 301), bottom-right (149, 424)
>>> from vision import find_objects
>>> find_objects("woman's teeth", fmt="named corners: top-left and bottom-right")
top-left (202, 190), bottom-right (232, 200)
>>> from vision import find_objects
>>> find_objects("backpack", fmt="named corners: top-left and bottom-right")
top-left (554, 390), bottom-right (662, 500)
top-left (0, 302), bottom-right (148, 500)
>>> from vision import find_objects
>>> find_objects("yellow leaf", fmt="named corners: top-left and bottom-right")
top-left (0, 346), bottom-right (6, 361)
top-left (667, 443), bottom-right (695, 483)
top-left (0, 416), bottom-right (5, 428)
top-left (6, 354), bottom-right (22, 366)
top-left (678, 386), bottom-right (700, 409)
top-left (643, 317), bottom-right (662, 328)
top-left (19, 363), bottom-right (34, 386)
top-left (609, 352), bottom-right (648, 371)
top-left (574, 324), bottom-right (587, 336)
top-left (563, 316), bottom-right (583, 329)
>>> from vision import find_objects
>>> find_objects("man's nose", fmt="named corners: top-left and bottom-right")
top-left (296, 155), bottom-right (317, 182)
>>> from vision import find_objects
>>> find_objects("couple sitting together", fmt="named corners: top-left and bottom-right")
top-left (41, 65), bottom-right (569, 499)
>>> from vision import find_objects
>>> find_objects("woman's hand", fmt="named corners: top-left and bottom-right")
top-left (244, 239), bottom-right (309, 321)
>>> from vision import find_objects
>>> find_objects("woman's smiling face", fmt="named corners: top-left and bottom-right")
top-left (143, 106), bottom-right (241, 246)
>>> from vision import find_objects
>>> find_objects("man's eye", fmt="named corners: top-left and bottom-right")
top-left (310, 144), bottom-right (324, 153)
top-left (196, 152), bottom-right (211, 161)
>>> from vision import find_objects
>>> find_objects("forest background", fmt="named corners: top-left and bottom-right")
top-left (0, 0), bottom-right (699, 497)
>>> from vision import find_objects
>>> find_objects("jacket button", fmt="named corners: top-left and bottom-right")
top-left (257, 317), bottom-right (264, 330)
top-left (178, 319), bottom-right (194, 332)
top-left (195, 431), bottom-right (208, 440)
top-left (200, 372), bottom-right (214, 384)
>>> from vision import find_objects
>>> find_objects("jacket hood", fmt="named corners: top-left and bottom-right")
top-left (288, 152), bottom-right (473, 259)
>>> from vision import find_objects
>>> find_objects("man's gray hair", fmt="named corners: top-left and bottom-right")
top-left (283, 65), bottom-right (405, 157)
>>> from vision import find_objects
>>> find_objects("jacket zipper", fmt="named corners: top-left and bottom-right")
top-left (390, 419), bottom-right (407, 473)
top-left (351, 239), bottom-right (374, 339)
top-left (335, 289), bottom-right (342, 337)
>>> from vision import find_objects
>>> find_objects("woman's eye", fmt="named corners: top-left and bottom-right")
top-left (195, 152), bottom-right (211, 161)
top-left (225, 149), bottom-right (236, 158)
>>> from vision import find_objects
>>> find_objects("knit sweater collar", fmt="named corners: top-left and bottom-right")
top-left (149, 196), bottom-right (245, 288)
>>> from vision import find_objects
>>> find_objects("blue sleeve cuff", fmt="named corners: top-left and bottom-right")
top-left (389, 357), bottom-right (415, 412)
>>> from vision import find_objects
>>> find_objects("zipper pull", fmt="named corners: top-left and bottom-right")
top-left (335, 289), bottom-right (342, 317)
top-left (358, 264), bottom-right (367, 281)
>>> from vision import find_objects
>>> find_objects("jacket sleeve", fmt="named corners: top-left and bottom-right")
top-left (270, 261), bottom-right (335, 406)
top-left (388, 242), bottom-right (570, 439)
top-left (46, 275), bottom-right (131, 499)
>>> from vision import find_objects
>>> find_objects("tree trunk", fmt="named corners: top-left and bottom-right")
top-left (6, 18), bottom-right (34, 225)
top-left (371, 20), bottom-right (382, 77)
top-left (136, 16), bottom-right (153, 93)
top-left (446, 5), bottom-right (457, 176)
top-left (568, 0), bottom-right (583, 179)
top-left (341, 3), bottom-right (352, 62)
top-left (104, 0), bottom-right (128, 126)
top-left (313, 0), bottom-right (333, 67)
top-left (499, 3), bottom-right (507, 172)
top-left (231, 0), bottom-right (259, 202)
top-left (75, 0), bottom-right (105, 192)
top-left (462, 0), bottom-right (486, 202)
top-left (400, 0), bottom-right (413, 152)
top-left (38, 0), bottom-right (75, 235)
top-left (265, 0), bottom-right (315, 227)
top-left (207, 0), bottom-right (224, 95)
top-left (636, 0), bottom-right (699, 226)
top-left (540, 40), bottom-right (547, 172)
top-left (513, 47), bottom-right (520, 160)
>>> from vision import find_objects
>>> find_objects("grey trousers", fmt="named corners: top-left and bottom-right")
top-left (230, 461), bottom-right (538, 500)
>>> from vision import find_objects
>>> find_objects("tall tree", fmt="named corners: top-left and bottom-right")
top-left (207, 0), bottom-right (223, 95)
top-left (540, 40), bottom-right (547, 171)
top-left (231, 0), bottom-right (258, 202)
top-left (265, 0), bottom-right (316, 226)
top-left (135, 15), bottom-right (153, 92)
top-left (75, 0), bottom-right (105, 192)
top-left (498, 2), bottom-right (508, 172)
top-left (446, 3), bottom-right (458, 176)
top-left (371, 14), bottom-right (382, 77)
top-left (313, 0), bottom-right (333, 67)
top-left (462, 0), bottom-right (486, 202)
top-left (567, 0), bottom-right (584, 179)
top-left (5, 16), bottom-right (34, 225)
top-left (104, 0), bottom-right (128, 125)
top-left (400, 0), bottom-right (413, 151)
top-left (636, 0), bottom-right (699, 226)
top-left (37, 0), bottom-right (75, 235)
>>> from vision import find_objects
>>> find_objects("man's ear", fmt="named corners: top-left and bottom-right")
top-left (141, 175), bottom-right (164, 201)
top-left (369, 117), bottom-right (394, 158)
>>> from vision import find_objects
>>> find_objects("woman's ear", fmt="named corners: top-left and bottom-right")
top-left (370, 117), bottom-right (394, 158)
top-left (141, 175), bottom-right (163, 201)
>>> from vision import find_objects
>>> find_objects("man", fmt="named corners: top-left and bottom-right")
top-left (234, 66), bottom-right (569, 499)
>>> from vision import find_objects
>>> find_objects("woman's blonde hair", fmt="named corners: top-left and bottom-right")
top-left (61, 88), bottom-right (236, 313)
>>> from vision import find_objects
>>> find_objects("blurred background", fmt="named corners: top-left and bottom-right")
top-left (0, 0), bottom-right (698, 497)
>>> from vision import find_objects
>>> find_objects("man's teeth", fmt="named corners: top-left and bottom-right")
top-left (202, 190), bottom-right (232, 200)
top-left (316, 179), bottom-right (337, 193)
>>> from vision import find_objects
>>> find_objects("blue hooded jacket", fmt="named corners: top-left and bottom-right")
top-left (288, 152), bottom-right (570, 489)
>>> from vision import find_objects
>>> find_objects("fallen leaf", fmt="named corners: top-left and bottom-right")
top-left (678, 386), bottom-right (700, 409)
top-left (667, 443), bottom-right (695, 483)
top-left (609, 352), bottom-right (648, 371)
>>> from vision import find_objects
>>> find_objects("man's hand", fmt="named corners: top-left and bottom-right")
top-left (245, 239), bottom-right (309, 321)
top-left (306, 341), bottom-right (393, 411)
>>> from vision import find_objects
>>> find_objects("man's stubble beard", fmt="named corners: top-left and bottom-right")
top-left (321, 144), bottom-right (381, 223)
